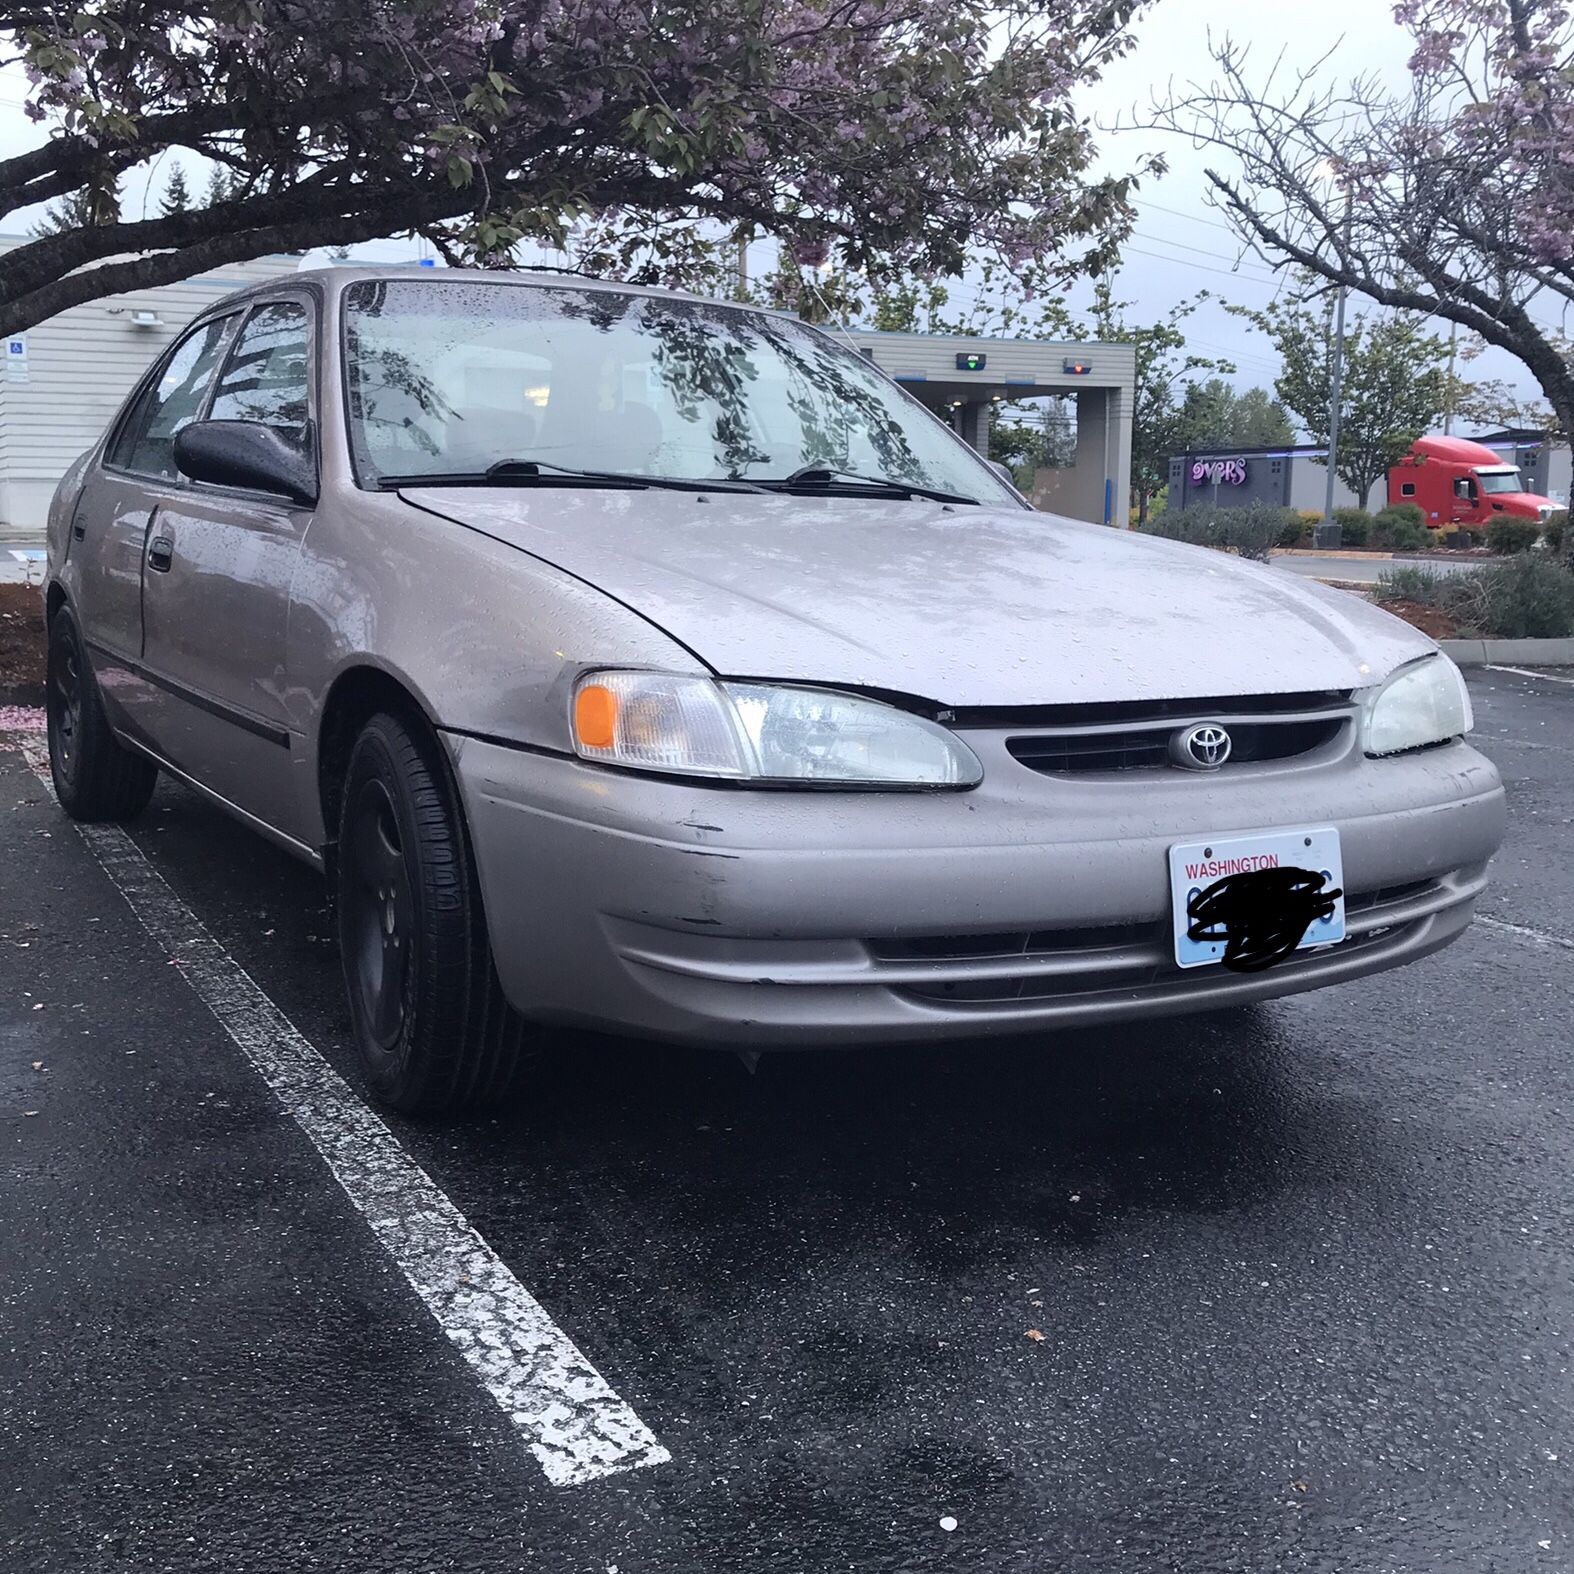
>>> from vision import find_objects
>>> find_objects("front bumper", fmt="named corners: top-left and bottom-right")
top-left (446, 731), bottom-right (1506, 1046)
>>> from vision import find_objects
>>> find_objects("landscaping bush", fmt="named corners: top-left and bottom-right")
top-left (1459, 555), bottom-right (1574, 636)
top-left (1542, 509), bottom-right (1566, 555)
top-left (1376, 555), bottom-right (1574, 638)
top-left (1277, 514), bottom-right (1310, 548)
top-left (1487, 516), bottom-right (1541, 555)
top-left (1331, 507), bottom-right (1371, 547)
top-left (1375, 565), bottom-right (1457, 609)
top-left (1372, 503), bottom-right (1432, 553)
top-left (1375, 501), bottom-right (1426, 531)
top-left (1138, 501), bottom-right (1292, 563)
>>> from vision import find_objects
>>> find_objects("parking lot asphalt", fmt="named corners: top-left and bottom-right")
top-left (3, 668), bottom-right (1572, 1573)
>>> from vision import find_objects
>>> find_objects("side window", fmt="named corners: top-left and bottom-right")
top-left (110, 316), bottom-right (236, 479)
top-left (1400, 481), bottom-right (1416, 497)
top-left (208, 301), bottom-right (311, 446)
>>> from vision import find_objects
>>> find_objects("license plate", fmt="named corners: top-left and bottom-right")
top-left (1169, 827), bottom-right (1345, 969)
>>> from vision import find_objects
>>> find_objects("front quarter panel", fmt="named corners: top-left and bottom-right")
top-left (285, 488), bottom-right (703, 846)
top-left (45, 446), bottom-right (97, 600)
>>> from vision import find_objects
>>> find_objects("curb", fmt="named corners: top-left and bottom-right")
top-left (1272, 549), bottom-right (1489, 565)
top-left (1440, 638), bottom-right (1574, 667)
top-left (1273, 548), bottom-right (1397, 562)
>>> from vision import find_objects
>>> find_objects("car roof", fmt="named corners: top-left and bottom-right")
top-left (193, 264), bottom-right (796, 322)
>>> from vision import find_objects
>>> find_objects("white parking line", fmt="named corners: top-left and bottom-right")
top-left (1485, 665), bottom-right (1574, 685)
top-left (14, 736), bottom-right (670, 1488)
top-left (1475, 915), bottom-right (1574, 952)
top-left (1472, 730), bottom-right (1574, 756)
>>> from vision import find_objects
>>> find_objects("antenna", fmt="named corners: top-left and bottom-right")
top-left (805, 275), bottom-right (862, 355)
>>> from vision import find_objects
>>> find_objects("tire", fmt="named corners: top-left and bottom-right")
top-left (46, 606), bottom-right (158, 823)
top-left (335, 709), bottom-right (529, 1114)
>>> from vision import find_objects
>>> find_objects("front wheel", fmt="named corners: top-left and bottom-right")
top-left (45, 607), bottom-right (158, 822)
top-left (335, 710), bottom-right (529, 1114)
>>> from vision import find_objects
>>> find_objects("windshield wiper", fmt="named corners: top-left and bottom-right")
top-left (757, 464), bottom-right (979, 505)
top-left (380, 458), bottom-right (769, 493)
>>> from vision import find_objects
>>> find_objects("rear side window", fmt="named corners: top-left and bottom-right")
top-left (1400, 481), bottom-right (1416, 497)
top-left (110, 316), bottom-right (236, 479)
top-left (209, 301), bottom-right (311, 444)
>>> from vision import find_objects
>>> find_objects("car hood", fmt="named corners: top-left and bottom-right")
top-left (402, 488), bottom-right (1436, 708)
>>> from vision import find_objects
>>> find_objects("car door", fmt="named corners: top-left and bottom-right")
top-left (137, 296), bottom-right (318, 843)
top-left (70, 315), bottom-right (239, 677)
top-left (1450, 474), bottom-right (1482, 526)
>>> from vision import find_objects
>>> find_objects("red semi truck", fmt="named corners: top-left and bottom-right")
top-left (1387, 435), bottom-right (1557, 529)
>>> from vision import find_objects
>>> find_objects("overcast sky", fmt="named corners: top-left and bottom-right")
top-left (0, 1), bottom-right (1553, 418)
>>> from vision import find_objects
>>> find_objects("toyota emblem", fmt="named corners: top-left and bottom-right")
top-left (1172, 723), bottom-right (1232, 771)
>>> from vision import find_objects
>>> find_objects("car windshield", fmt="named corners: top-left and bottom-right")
top-left (1477, 470), bottom-right (1523, 495)
top-left (341, 278), bottom-right (1016, 503)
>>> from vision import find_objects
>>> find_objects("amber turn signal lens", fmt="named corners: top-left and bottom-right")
top-left (574, 684), bottom-right (618, 750)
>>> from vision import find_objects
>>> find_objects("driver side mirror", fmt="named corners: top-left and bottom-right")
top-left (988, 459), bottom-right (1023, 494)
top-left (173, 419), bottom-right (317, 506)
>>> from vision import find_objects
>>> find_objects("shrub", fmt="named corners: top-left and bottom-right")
top-left (1460, 555), bottom-right (1574, 637)
top-left (1277, 514), bottom-right (1309, 548)
top-left (1377, 555), bottom-right (1574, 638)
top-left (1375, 501), bottom-right (1426, 531)
top-left (1372, 505), bottom-right (1432, 553)
top-left (1374, 564), bottom-right (1458, 617)
top-left (1542, 509), bottom-right (1566, 555)
top-left (1487, 516), bottom-right (1541, 555)
top-left (1331, 507), bottom-right (1371, 547)
top-left (1137, 501), bottom-right (1291, 563)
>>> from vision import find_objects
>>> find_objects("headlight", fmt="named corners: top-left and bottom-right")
top-left (1361, 654), bottom-right (1473, 756)
top-left (570, 671), bottom-right (982, 787)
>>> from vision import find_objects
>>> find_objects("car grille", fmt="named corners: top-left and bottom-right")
top-left (872, 878), bottom-right (1440, 1006)
top-left (1000, 692), bottom-right (1352, 777)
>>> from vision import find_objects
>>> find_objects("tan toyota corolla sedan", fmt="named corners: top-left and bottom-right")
top-left (42, 267), bottom-right (1505, 1112)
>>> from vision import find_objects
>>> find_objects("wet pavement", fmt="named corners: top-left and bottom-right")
top-left (3, 668), bottom-right (1573, 1572)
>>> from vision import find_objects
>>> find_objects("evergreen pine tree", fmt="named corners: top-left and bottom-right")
top-left (159, 165), bottom-right (192, 215)
top-left (29, 183), bottom-right (117, 238)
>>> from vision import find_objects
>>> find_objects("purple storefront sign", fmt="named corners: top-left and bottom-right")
top-left (1190, 457), bottom-right (1248, 486)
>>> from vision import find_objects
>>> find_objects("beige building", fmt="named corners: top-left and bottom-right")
top-left (0, 240), bottom-right (298, 536)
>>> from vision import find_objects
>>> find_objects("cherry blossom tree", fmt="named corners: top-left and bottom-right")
top-left (1146, 0), bottom-right (1574, 436)
top-left (0, 0), bottom-right (1153, 337)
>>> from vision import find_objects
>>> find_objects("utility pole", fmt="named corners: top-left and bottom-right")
top-left (735, 233), bottom-right (748, 303)
top-left (1444, 321), bottom-right (1458, 434)
top-left (1324, 186), bottom-right (1354, 523)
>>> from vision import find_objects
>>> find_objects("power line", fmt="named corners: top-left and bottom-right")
top-left (1123, 244), bottom-right (1286, 288)
top-left (1140, 199), bottom-right (1241, 235)
top-left (1186, 339), bottom-right (1284, 375)
top-left (1131, 229), bottom-right (1283, 282)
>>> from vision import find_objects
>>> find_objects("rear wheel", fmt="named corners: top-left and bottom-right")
top-left (335, 710), bottom-right (529, 1114)
top-left (45, 606), bottom-right (158, 822)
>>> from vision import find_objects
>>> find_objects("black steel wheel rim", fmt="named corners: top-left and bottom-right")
top-left (50, 637), bottom-right (82, 778)
top-left (346, 779), bottom-right (415, 1053)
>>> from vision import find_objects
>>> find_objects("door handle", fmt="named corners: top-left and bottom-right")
top-left (147, 536), bottom-right (174, 573)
